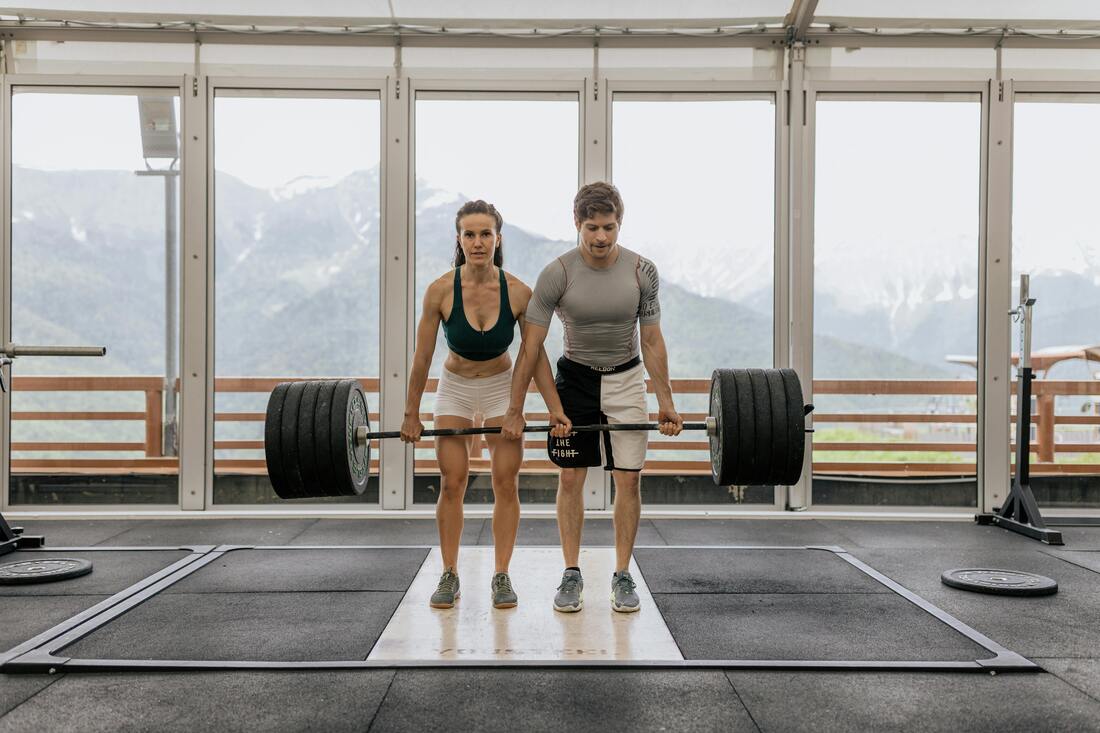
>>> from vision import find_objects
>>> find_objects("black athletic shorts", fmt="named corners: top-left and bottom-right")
top-left (548, 355), bottom-right (648, 472)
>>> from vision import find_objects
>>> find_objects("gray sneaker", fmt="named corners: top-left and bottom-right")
top-left (491, 572), bottom-right (518, 609)
top-left (553, 569), bottom-right (584, 613)
top-left (430, 569), bottom-right (460, 609)
top-left (611, 570), bottom-right (640, 613)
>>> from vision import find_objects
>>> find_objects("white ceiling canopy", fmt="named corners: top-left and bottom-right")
top-left (815, 0), bottom-right (1100, 31)
top-left (2, 0), bottom-right (1100, 42)
top-left (0, 0), bottom-right (793, 28)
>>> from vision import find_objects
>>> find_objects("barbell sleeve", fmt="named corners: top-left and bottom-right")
top-left (356, 418), bottom-right (715, 445)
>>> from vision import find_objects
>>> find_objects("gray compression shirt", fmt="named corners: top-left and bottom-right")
top-left (525, 245), bottom-right (660, 368)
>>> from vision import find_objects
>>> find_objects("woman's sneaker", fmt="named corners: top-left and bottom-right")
top-left (430, 569), bottom-right (460, 609)
top-left (491, 572), bottom-right (518, 609)
top-left (611, 570), bottom-right (640, 613)
top-left (553, 569), bottom-right (584, 612)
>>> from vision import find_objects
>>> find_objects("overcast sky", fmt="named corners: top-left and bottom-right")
top-left (10, 90), bottom-right (1099, 313)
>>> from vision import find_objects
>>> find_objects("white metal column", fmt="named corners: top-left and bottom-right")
top-left (382, 73), bottom-right (412, 510)
top-left (0, 75), bottom-right (10, 511)
top-left (181, 72), bottom-right (210, 510)
top-left (774, 71), bottom-right (792, 510)
top-left (786, 44), bottom-right (813, 510)
top-left (980, 78), bottom-right (1013, 513)
top-left (582, 73), bottom-right (611, 510)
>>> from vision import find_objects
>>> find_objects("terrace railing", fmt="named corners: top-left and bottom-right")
top-left (8, 376), bottom-right (1100, 477)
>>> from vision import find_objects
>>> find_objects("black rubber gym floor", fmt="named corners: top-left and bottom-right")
top-left (2, 518), bottom-right (1100, 731)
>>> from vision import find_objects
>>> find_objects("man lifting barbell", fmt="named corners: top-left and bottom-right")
top-left (501, 181), bottom-right (682, 614)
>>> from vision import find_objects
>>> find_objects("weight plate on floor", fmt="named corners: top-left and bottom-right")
top-left (0, 558), bottom-right (93, 585)
top-left (709, 369), bottom-right (739, 486)
top-left (779, 368), bottom-right (807, 486)
top-left (331, 379), bottom-right (370, 496)
top-left (264, 382), bottom-right (292, 500)
top-left (941, 568), bottom-right (1058, 596)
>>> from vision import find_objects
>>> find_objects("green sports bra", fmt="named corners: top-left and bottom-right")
top-left (441, 267), bottom-right (516, 362)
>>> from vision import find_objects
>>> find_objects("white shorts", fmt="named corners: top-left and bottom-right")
top-left (433, 366), bottom-right (512, 421)
top-left (550, 356), bottom-right (648, 472)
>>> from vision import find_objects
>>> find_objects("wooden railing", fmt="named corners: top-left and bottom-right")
top-left (8, 376), bottom-right (1100, 477)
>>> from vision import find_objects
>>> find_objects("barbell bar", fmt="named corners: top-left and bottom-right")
top-left (264, 367), bottom-right (811, 500)
top-left (353, 418), bottom-right (717, 444)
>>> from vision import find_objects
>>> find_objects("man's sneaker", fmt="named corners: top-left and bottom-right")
top-left (430, 569), bottom-right (460, 609)
top-left (553, 569), bottom-right (584, 613)
top-left (491, 572), bottom-right (518, 609)
top-left (611, 570), bottom-right (640, 613)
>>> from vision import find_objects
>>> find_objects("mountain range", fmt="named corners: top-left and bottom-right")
top-left (10, 165), bottom-right (1098, 393)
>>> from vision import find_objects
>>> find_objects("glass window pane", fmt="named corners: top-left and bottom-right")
top-left (10, 89), bottom-right (181, 505)
top-left (213, 93), bottom-right (382, 505)
top-left (413, 95), bottom-right (579, 505)
top-left (813, 96), bottom-right (981, 506)
top-left (1012, 96), bottom-right (1100, 506)
top-left (612, 94), bottom-right (776, 505)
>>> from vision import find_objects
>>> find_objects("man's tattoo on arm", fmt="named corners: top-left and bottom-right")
top-left (638, 258), bottom-right (660, 320)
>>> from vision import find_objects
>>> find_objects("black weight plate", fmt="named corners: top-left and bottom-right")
top-left (312, 380), bottom-right (340, 497)
top-left (764, 369), bottom-right (790, 487)
top-left (0, 557), bottom-right (93, 585)
top-left (747, 369), bottom-right (773, 486)
top-left (264, 382), bottom-right (292, 500)
top-left (331, 379), bottom-right (370, 496)
top-left (779, 368), bottom-right (807, 485)
top-left (296, 380), bottom-right (323, 499)
top-left (732, 369), bottom-right (757, 486)
top-left (279, 381), bottom-right (308, 500)
top-left (941, 568), bottom-right (1058, 597)
top-left (709, 369), bottom-right (739, 486)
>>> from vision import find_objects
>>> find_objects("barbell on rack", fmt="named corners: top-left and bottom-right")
top-left (263, 368), bottom-right (812, 500)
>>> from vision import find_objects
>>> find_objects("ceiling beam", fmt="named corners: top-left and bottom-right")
top-left (784, 0), bottom-right (820, 42)
top-left (1, 20), bottom-right (1100, 50)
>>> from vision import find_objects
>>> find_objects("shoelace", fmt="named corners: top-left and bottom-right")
top-left (614, 574), bottom-right (636, 595)
top-left (558, 575), bottom-right (580, 593)
top-left (494, 574), bottom-right (513, 594)
top-left (437, 571), bottom-right (458, 595)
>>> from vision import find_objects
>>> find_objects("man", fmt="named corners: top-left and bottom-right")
top-left (501, 181), bottom-right (682, 613)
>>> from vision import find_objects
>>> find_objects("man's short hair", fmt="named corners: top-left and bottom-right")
top-left (573, 181), bottom-right (624, 223)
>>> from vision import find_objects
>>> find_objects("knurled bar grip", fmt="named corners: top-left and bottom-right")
top-left (2, 344), bottom-right (107, 357)
top-left (356, 418), bottom-right (715, 444)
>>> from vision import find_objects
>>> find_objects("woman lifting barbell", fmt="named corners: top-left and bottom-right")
top-left (400, 200), bottom-right (566, 611)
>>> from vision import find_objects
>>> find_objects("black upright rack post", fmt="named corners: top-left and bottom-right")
top-left (976, 274), bottom-right (1064, 545)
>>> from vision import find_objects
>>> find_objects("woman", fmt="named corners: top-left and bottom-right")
top-left (401, 200), bottom-right (561, 610)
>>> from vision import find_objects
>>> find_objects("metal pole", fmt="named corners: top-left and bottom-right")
top-left (356, 419), bottom-right (715, 445)
top-left (1018, 273), bottom-right (1032, 372)
top-left (1, 344), bottom-right (106, 357)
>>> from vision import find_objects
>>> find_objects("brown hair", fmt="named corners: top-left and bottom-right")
top-left (453, 200), bottom-right (504, 267)
top-left (573, 181), bottom-right (624, 224)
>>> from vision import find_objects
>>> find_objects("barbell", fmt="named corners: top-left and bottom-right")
top-left (264, 368), bottom-right (811, 500)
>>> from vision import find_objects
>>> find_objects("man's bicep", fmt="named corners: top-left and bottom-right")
top-left (637, 256), bottom-right (661, 325)
top-left (526, 262), bottom-right (565, 327)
